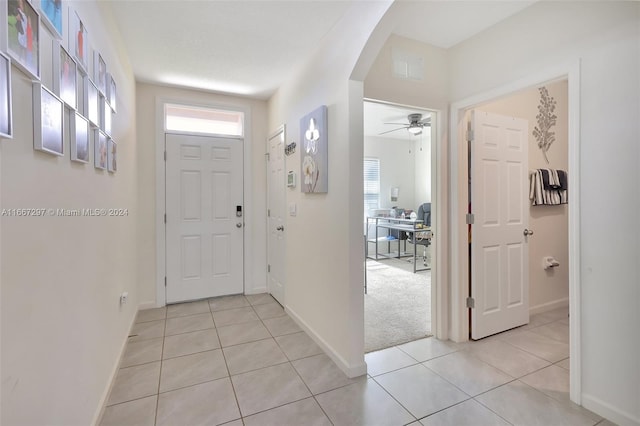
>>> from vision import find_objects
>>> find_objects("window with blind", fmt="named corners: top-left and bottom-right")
top-left (363, 157), bottom-right (380, 218)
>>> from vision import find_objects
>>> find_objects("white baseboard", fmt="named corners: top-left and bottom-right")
top-left (244, 286), bottom-right (267, 296)
top-left (286, 306), bottom-right (367, 378)
top-left (582, 393), bottom-right (640, 426)
top-left (138, 301), bottom-right (160, 310)
top-left (529, 297), bottom-right (569, 316)
top-left (91, 315), bottom-right (137, 426)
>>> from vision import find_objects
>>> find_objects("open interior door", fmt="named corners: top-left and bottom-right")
top-left (470, 110), bottom-right (530, 339)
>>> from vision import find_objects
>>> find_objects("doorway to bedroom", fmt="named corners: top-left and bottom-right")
top-left (363, 100), bottom-right (434, 353)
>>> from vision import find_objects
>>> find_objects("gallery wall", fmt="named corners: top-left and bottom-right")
top-left (135, 82), bottom-right (268, 307)
top-left (1, 1), bottom-right (137, 425)
top-left (478, 80), bottom-right (569, 313)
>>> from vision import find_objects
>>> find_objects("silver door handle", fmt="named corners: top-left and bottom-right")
top-left (236, 223), bottom-right (243, 228)
top-left (276, 226), bottom-right (284, 231)
top-left (523, 229), bottom-right (534, 236)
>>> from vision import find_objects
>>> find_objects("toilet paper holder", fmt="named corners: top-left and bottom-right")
top-left (543, 256), bottom-right (560, 270)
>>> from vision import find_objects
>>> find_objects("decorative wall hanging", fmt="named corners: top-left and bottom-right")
top-left (102, 97), bottom-right (111, 136)
top-left (94, 129), bottom-right (107, 170)
top-left (39, 0), bottom-right (62, 39)
top-left (533, 86), bottom-right (557, 164)
top-left (54, 43), bottom-right (77, 109)
top-left (107, 73), bottom-right (116, 112)
top-left (0, 52), bottom-right (13, 139)
top-left (300, 105), bottom-right (328, 193)
top-left (6, 0), bottom-right (40, 80)
top-left (33, 82), bottom-right (63, 156)
top-left (94, 51), bottom-right (106, 95)
top-left (84, 76), bottom-right (99, 126)
top-left (70, 9), bottom-right (87, 73)
top-left (70, 111), bottom-right (89, 163)
top-left (107, 138), bottom-right (116, 172)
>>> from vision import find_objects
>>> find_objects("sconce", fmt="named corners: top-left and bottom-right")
top-left (390, 187), bottom-right (399, 202)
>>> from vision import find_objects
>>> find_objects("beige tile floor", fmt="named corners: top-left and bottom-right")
top-left (101, 298), bottom-right (613, 426)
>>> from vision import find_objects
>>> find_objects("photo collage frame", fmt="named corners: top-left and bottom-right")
top-left (1, 0), bottom-right (118, 172)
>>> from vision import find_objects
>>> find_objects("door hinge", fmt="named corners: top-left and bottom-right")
top-left (466, 297), bottom-right (475, 309)
top-left (267, 264), bottom-right (271, 273)
top-left (267, 209), bottom-right (271, 217)
top-left (466, 213), bottom-right (474, 225)
top-left (164, 213), bottom-right (167, 224)
top-left (164, 276), bottom-right (167, 287)
top-left (467, 129), bottom-right (474, 142)
top-left (265, 153), bottom-right (270, 161)
top-left (164, 151), bottom-right (167, 161)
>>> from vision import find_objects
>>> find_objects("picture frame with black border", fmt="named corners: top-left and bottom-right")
top-left (4, 0), bottom-right (41, 80)
top-left (84, 75), bottom-right (99, 127)
top-left (94, 128), bottom-right (107, 170)
top-left (52, 42), bottom-right (77, 109)
top-left (33, 82), bottom-right (63, 156)
top-left (0, 52), bottom-right (13, 139)
top-left (39, 0), bottom-right (62, 40)
top-left (70, 110), bottom-right (89, 163)
top-left (107, 138), bottom-right (116, 173)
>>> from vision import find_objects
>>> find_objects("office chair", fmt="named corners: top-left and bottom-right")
top-left (408, 202), bottom-right (431, 266)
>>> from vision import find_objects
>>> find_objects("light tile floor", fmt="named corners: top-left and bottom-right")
top-left (101, 299), bottom-right (614, 426)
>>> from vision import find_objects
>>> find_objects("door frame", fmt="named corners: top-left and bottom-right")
top-left (448, 61), bottom-right (581, 403)
top-left (154, 97), bottom-right (253, 307)
top-left (362, 98), bottom-right (442, 340)
top-left (266, 125), bottom-right (286, 305)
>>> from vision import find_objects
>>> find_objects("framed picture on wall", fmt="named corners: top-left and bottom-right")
top-left (69, 9), bottom-right (87, 73)
top-left (300, 105), bottom-right (328, 193)
top-left (102, 97), bottom-right (111, 136)
top-left (39, 0), bottom-right (62, 39)
top-left (94, 129), bottom-right (107, 170)
top-left (53, 43), bottom-right (77, 109)
top-left (84, 76), bottom-right (99, 126)
top-left (6, 0), bottom-right (40, 80)
top-left (70, 111), bottom-right (89, 163)
top-left (94, 51), bottom-right (106, 95)
top-left (107, 73), bottom-right (116, 112)
top-left (107, 138), bottom-right (116, 173)
top-left (33, 82), bottom-right (64, 156)
top-left (0, 52), bottom-right (13, 139)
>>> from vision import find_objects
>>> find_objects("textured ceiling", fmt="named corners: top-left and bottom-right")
top-left (110, 1), bottom-right (536, 99)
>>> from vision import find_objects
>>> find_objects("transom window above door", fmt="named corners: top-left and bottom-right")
top-left (165, 103), bottom-right (244, 137)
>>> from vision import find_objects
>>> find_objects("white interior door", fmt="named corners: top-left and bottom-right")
top-left (470, 110), bottom-right (529, 339)
top-left (165, 133), bottom-right (244, 303)
top-left (267, 127), bottom-right (286, 305)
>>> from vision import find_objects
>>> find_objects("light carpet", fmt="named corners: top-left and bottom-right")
top-left (365, 258), bottom-right (431, 353)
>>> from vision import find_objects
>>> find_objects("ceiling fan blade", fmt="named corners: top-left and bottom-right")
top-left (418, 117), bottom-right (431, 125)
top-left (383, 122), bottom-right (409, 125)
top-left (378, 126), bottom-right (408, 135)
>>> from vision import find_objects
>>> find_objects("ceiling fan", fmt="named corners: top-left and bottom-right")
top-left (380, 113), bottom-right (431, 136)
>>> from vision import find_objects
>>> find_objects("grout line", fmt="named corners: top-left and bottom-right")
top-left (154, 317), bottom-right (167, 426)
top-left (368, 375), bottom-right (418, 423)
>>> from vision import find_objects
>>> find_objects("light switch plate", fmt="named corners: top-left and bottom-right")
top-left (289, 203), bottom-right (297, 217)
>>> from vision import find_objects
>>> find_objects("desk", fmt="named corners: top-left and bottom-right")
top-left (366, 216), bottom-right (431, 273)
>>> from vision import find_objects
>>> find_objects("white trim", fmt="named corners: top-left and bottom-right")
top-left (582, 394), bottom-right (640, 426)
top-left (155, 97), bottom-right (253, 307)
top-left (449, 60), bottom-right (581, 403)
top-left (92, 314), bottom-right (138, 425)
top-left (529, 297), bottom-right (569, 316)
top-left (286, 306), bottom-right (367, 378)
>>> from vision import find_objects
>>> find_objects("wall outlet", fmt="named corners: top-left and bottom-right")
top-left (120, 292), bottom-right (129, 305)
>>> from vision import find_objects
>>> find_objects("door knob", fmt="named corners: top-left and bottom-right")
top-left (236, 223), bottom-right (243, 228)
top-left (276, 225), bottom-right (284, 231)
top-left (523, 228), bottom-right (534, 236)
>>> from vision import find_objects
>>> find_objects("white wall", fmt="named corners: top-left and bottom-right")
top-left (135, 83), bottom-right (268, 306)
top-left (449, 3), bottom-right (639, 424)
top-left (364, 135), bottom-right (416, 210)
top-left (478, 80), bottom-right (569, 312)
top-left (1, 1), bottom-right (137, 424)
top-left (268, 1), bottom-right (392, 377)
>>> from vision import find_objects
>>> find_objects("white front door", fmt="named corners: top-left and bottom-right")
top-left (470, 110), bottom-right (529, 339)
top-left (165, 133), bottom-right (244, 303)
top-left (267, 127), bottom-right (286, 305)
